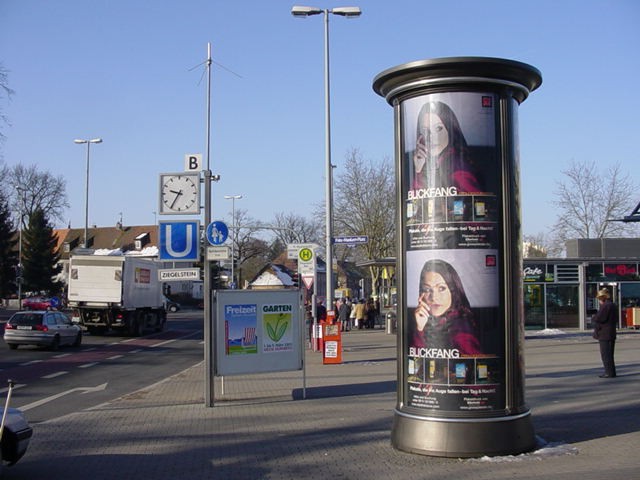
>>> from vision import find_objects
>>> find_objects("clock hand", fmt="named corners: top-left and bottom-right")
top-left (169, 189), bottom-right (183, 209)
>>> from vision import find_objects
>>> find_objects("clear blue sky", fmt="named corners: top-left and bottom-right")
top-left (1, 0), bottom-right (639, 237)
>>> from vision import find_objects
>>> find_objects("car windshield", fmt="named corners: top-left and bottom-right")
top-left (9, 313), bottom-right (44, 326)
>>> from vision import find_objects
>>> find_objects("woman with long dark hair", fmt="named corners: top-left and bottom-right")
top-left (411, 101), bottom-right (482, 193)
top-left (411, 259), bottom-right (482, 355)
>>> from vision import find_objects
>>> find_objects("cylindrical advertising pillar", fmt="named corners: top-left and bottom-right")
top-left (373, 57), bottom-right (542, 457)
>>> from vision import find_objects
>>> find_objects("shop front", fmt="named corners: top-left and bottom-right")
top-left (523, 258), bottom-right (640, 330)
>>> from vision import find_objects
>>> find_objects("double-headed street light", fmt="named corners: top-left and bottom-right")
top-left (291, 5), bottom-right (361, 308)
top-left (224, 194), bottom-right (243, 289)
top-left (74, 138), bottom-right (103, 248)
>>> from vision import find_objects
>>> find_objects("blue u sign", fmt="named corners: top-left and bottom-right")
top-left (159, 220), bottom-right (200, 261)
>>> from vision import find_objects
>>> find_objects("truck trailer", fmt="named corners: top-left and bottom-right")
top-left (67, 254), bottom-right (166, 336)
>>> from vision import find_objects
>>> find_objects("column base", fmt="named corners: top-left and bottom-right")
top-left (391, 409), bottom-right (536, 458)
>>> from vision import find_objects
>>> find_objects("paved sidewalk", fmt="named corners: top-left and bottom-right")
top-left (6, 328), bottom-right (640, 480)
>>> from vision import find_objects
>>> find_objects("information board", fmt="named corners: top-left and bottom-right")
top-left (214, 289), bottom-right (303, 376)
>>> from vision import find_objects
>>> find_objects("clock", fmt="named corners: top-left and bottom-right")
top-left (159, 173), bottom-right (201, 215)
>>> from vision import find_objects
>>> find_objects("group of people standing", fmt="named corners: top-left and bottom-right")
top-left (337, 297), bottom-right (379, 331)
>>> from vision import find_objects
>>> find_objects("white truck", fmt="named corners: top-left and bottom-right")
top-left (67, 254), bottom-right (166, 336)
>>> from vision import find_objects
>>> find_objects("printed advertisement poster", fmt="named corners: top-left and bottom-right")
top-left (403, 92), bottom-right (499, 251)
top-left (224, 304), bottom-right (258, 355)
top-left (401, 91), bottom-right (505, 413)
top-left (262, 303), bottom-right (294, 353)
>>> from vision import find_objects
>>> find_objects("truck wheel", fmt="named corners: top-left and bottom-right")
top-left (129, 317), bottom-right (144, 337)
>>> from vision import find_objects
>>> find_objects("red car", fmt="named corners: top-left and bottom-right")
top-left (21, 296), bottom-right (59, 311)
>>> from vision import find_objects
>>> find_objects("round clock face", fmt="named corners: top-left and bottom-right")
top-left (161, 174), bottom-right (200, 214)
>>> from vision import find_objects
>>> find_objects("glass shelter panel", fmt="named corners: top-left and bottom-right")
top-left (546, 285), bottom-right (579, 329)
top-left (523, 284), bottom-right (545, 330)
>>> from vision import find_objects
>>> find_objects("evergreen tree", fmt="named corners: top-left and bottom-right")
top-left (0, 192), bottom-right (18, 298)
top-left (21, 208), bottom-right (61, 295)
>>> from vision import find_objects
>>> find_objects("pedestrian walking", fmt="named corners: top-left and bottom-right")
top-left (592, 288), bottom-right (617, 378)
top-left (354, 299), bottom-right (366, 330)
top-left (338, 298), bottom-right (351, 331)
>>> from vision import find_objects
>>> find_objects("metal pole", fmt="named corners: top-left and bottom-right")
top-left (84, 141), bottom-right (91, 248)
top-left (16, 187), bottom-right (24, 310)
top-left (231, 198), bottom-right (236, 287)
top-left (204, 42), bottom-right (214, 407)
top-left (323, 9), bottom-right (334, 311)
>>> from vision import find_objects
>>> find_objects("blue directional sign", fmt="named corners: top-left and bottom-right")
top-left (333, 235), bottom-right (369, 245)
top-left (206, 221), bottom-right (228, 246)
top-left (159, 220), bottom-right (200, 261)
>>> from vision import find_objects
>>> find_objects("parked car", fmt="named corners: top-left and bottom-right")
top-left (1, 381), bottom-right (33, 473)
top-left (164, 296), bottom-right (180, 313)
top-left (21, 296), bottom-right (60, 311)
top-left (3, 310), bottom-right (82, 350)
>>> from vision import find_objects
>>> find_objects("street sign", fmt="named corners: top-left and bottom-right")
top-left (159, 220), bottom-right (200, 261)
top-left (207, 246), bottom-right (230, 260)
top-left (287, 242), bottom-right (320, 259)
top-left (184, 153), bottom-right (202, 171)
top-left (298, 248), bottom-right (314, 262)
top-left (206, 221), bottom-right (228, 246)
top-left (159, 268), bottom-right (201, 281)
top-left (302, 275), bottom-right (314, 290)
top-left (333, 235), bottom-right (369, 245)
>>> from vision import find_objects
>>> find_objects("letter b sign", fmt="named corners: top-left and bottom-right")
top-left (184, 154), bottom-right (203, 172)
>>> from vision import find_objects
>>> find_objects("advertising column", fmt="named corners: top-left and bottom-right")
top-left (373, 57), bottom-right (542, 457)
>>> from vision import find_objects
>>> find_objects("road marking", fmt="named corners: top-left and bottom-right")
top-left (79, 362), bottom-right (99, 369)
top-left (42, 371), bottom-right (69, 379)
top-left (17, 383), bottom-right (108, 412)
top-left (107, 355), bottom-right (124, 360)
top-left (20, 360), bottom-right (43, 367)
top-left (53, 353), bottom-right (71, 358)
top-left (129, 349), bottom-right (142, 354)
top-left (0, 384), bottom-right (26, 395)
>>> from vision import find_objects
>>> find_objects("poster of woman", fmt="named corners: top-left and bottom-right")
top-left (403, 92), bottom-right (500, 248)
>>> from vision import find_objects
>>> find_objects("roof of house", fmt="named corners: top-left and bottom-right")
top-left (54, 224), bottom-right (158, 259)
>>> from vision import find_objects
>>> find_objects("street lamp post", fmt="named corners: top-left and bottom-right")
top-left (291, 4), bottom-right (361, 309)
top-left (15, 186), bottom-right (26, 310)
top-left (74, 138), bottom-right (103, 248)
top-left (224, 194), bottom-right (243, 288)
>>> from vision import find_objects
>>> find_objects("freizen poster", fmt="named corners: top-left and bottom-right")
top-left (224, 304), bottom-right (257, 355)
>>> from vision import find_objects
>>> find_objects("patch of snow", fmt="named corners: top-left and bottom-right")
top-left (530, 328), bottom-right (567, 336)
top-left (469, 436), bottom-right (578, 463)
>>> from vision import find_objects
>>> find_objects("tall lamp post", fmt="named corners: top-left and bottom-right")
top-left (74, 138), bottom-right (103, 248)
top-left (15, 186), bottom-right (26, 309)
top-left (291, 5), bottom-right (361, 308)
top-left (224, 194), bottom-right (243, 289)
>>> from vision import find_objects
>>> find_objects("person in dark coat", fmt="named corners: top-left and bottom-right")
top-left (338, 298), bottom-right (351, 331)
top-left (592, 288), bottom-right (618, 378)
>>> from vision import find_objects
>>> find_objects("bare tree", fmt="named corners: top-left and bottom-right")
top-left (228, 208), bottom-right (270, 287)
top-left (271, 211), bottom-right (321, 244)
top-left (552, 160), bottom-right (639, 250)
top-left (8, 164), bottom-right (69, 227)
top-left (523, 232), bottom-right (562, 258)
top-left (332, 148), bottom-right (396, 297)
top-left (0, 63), bottom-right (14, 149)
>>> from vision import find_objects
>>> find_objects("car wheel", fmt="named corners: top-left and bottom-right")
top-left (8, 344), bottom-right (18, 350)
top-left (73, 331), bottom-right (83, 347)
top-left (50, 336), bottom-right (60, 351)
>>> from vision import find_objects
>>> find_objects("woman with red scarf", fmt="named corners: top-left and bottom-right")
top-left (411, 259), bottom-right (482, 355)
top-left (411, 101), bottom-right (482, 193)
